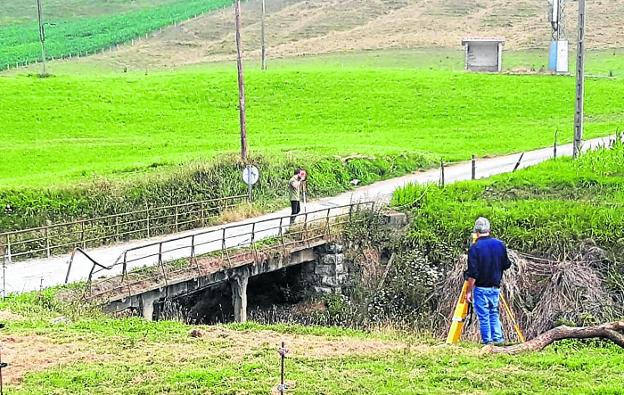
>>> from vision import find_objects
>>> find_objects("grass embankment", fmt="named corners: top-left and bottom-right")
top-left (1, 289), bottom-right (623, 394)
top-left (3, 69), bottom-right (623, 188)
top-left (1, 68), bottom-right (623, 230)
top-left (392, 142), bottom-right (624, 259)
top-left (0, 0), bottom-right (233, 70)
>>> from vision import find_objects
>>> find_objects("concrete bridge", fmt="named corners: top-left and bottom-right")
top-left (71, 202), bottom-right (390, 322)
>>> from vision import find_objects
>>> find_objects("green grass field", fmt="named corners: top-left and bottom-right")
top-left (0, 0), bottom-right (178, 26)
top-left (392, 142), bottom-right (624, 259)
top-left (2, 67), bottom-right (623, 188)
top-left (0, 0), bottom-right (233, 70)
top-left (1, 289), bottom-right (623, 394)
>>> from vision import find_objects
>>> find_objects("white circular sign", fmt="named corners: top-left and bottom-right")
top-left (242, 165), bottom-right (260, 186)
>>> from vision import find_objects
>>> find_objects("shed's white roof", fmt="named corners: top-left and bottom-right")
top-left (461, 38), bottom-right (505, 45)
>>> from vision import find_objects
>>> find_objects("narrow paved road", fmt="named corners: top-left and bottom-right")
top-left (1, 136), bottom-right (615, 294)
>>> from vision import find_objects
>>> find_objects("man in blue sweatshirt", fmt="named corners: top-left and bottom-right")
top-left (465, 217), bottom-right (511, 344)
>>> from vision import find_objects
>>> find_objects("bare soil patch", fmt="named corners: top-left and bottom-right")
top-left (74, 0), bottom-right (623, 71)
top-left (1, 335), bottom-right (105, 384)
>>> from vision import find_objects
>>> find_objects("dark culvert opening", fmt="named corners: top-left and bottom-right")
top-left (156, 265), bottom-right (308, 324)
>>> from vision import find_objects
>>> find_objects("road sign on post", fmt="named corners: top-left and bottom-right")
top-left (242, 165), bottom-right (260, 202)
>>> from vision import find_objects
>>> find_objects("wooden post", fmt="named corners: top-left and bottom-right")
top-left (115, 215), bottom-right (120, 242)
top-left (81, 221), bottom-right (86, 249)
top-left (554, 130), bottom-right (558, 159)
top-left (146, 204), bottom-right (151, 238)
top-left (513, 153), bottom-right (525, 172)
top-left (174, 206), bottom-right (179, 233)
top-left (5, 235), bottom-right (12, 264)
top-left (471, 155), bottom-right (476, 180)
top-left (440, 160), bottom-right (445, 188)
top-left (261, 0), bottom-right (267, 70)
top-left (44, 226), bottom-right (51, 258)
top-left (235, 0), bottom-right (249, 162)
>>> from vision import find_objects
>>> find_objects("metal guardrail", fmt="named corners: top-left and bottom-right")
top-left (0, 195), bottom-right (246, 262)
top-left (75, 201), bottom-right (376, 299)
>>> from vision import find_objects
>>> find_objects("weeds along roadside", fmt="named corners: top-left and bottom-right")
top-left (0, 151), bottom-right (434, 232)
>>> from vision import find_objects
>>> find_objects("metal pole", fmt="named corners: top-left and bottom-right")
top-left (573, 0), bottom-right (586, 159)
top-left (235, 0), bottom-right (249, 162)
top-left (36, 0), bottom-right (47, 76)
top-left (261, 0), bottom-right (267, 70)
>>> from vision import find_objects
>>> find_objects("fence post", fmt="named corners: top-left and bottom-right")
top-left (200, 201), bottom-right (206, 227)
top-left (6, 235), bottom-right (12, 265)
top-left (175, 206), bottom-right (179, 233)
top-left (250, 222), bottom-right (256, 245)
top-left (44, 226), bottom-right (51, 258)
top-left (471, 155), bottom-right (476, 180)
top-left (158, 242), bottom-right (168, 286)
top-left (1, 239), bottom-right (6, 298)
top-left (221, 228), bottom-right (227, 252)
top-left (190, 234), bottom-right (197, 264)
top-left (115, 214), bottom-right (120, 242)
top-left (553, 130), bottom-right (558, 159)
top-left (278, 217), bottom-right (285, 247)
top-left (146, 204), bottom-right (151, 238)
top-left (440, 160), bottom-right (445, 188)
top-left (513, 153), bottom-right (525, 172)
top-left (81, 221), bottom-right (86, 249)
top-left (122, 251), bottom-right (128, 281)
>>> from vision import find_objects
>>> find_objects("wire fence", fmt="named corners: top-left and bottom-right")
top-left (0, 194), bottom-right (246, 262)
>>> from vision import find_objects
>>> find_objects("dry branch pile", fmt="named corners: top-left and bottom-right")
top-left (434, 250), bottom-right (621, 341)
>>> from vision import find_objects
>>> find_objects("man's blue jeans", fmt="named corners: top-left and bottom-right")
top-left (473, 287), bottom-right (504, 344)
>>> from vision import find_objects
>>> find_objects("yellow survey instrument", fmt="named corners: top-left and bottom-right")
top-left (447, 231), bottom-right (525, 344)
top-left (499, 292), bottom-right (526, 343)
top-left (446, 280), bottom-right (471, 344)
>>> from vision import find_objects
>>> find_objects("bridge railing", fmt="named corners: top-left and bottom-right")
top-left (0, 195), bottom-right (246, 262)
top-left (79, 201), bottom-right (376, 299)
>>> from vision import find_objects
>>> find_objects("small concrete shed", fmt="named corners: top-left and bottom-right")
top-left (462, 38), bottom-right (505, 72)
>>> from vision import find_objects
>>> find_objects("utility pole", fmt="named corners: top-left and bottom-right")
top-left (36, 0), bottom-right (48, 76)
top-left (235, 0), bottom-right (249, 162)
top-left (261, 0), bottom-right (267, 70)
top-left (573, 0), bottom-right (586, 158)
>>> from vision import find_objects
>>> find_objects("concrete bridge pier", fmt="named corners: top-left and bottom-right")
top-left (140, 290), bottom-right (162, 320)
top-left (230, 268), bottom-right (250, 323)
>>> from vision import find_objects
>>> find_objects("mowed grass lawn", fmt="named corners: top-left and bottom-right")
top-left (2, 291), bottom-right (624, 395)
top-left (1, 68), bottom-right (623, 188)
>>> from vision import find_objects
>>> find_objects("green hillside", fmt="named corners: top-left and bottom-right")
top-left (0, 0), bottom-right (233, 70)
top-left (2, 68), bottom-right (623, 188)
